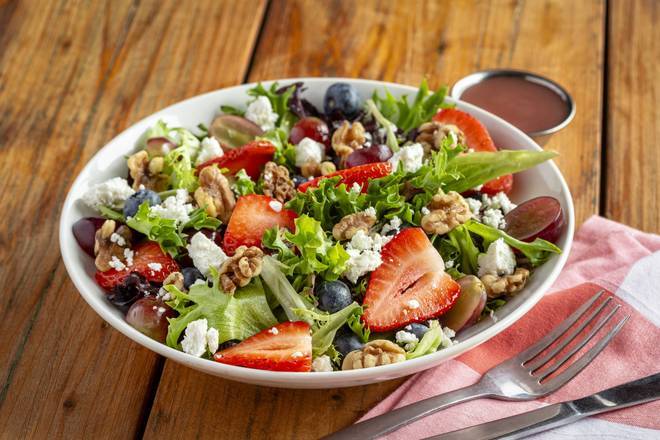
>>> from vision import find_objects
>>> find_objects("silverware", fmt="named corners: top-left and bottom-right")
top-left (325, 291), bottom-right (628, 440)
top-left (426, 371), bottom-right (660, 439)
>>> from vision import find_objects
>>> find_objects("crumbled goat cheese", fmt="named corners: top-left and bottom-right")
top-left (269, 200), bottom-right (283, 212)
top-left (187, 231), bottom-right (228, 276)
top-left (445, 259), bottom-right (455, 269)
top-left (472, 184), bottom-right (483, 191)
top-left (395, 330), bottom-right (419, 345)
top-left (157, 287), bottom-right (171, 301)
top-left (294, 137), bottom-right (324, 167)
top-left (147, 262), bottom-right (162, 271)
top-left (82, 177), bottom-right (134, 210)
top-left (195, 136), bottom-right (223, 165)
top-left (206, 327), bottom-right (219, 354)
top-left (421, 207), bottom-right (430, 215)
top-left (477, 238), bottom-right (517, 277)
top-left (268, 327), bottom-right (279, 335)
top-left (108, 256), bottom-right (126, 271)
top-left (311, 355), bottom-right (334, 372)
top-left (380, 216), bottom-right (402, 236)
top-left (388, 143), bottom-right (424, 173)
top-left (351, 182), bottom-right (363, 193)
top-left (244, 96), bottom-right (279, 131)
top-left (465, 198), bottom-right (482, 219)
top-left (343, 249), bottom-right (382, 284)
top-left (406, 299), bottom-right (421, 309)
top-left (110, 233), bottom-right (126, 246)
top-left (481, 208), bottom-right (506, 229)
top-left (123, 248), bottom-right (134, 267)
top-left (181, 319), bottom-right (209, 357)
top-left (149, 189), bottom-right (193, 225)
top-left (291, 351), bottom-right (304, 358)
top-left (481, 192), bottom-right (517, 214)
top-left (349, 230), bottom-right (374, 252)
top-left (440, 326), bottom-right (456, 347)
top-left (363, 207), bottom-right (376, 217)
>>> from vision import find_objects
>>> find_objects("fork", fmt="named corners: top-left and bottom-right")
top-left (325, 291), bottom-right (629, 440)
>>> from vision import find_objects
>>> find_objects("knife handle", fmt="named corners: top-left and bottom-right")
top-left (572, 372), bottom-right (660, 416)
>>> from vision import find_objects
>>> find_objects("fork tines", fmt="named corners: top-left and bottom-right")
top-left (518, 290), bottom-right (629, 389)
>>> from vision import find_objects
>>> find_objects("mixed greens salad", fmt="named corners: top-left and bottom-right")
top-left (73, 80), bottom-right (563, 372)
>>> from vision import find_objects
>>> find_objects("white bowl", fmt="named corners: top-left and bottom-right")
top-left (60, 78), bottom-right (574, 389)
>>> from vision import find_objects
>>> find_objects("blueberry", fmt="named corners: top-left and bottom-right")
top-left (108, 272), bottom-right (158, 313)
top-left (292, 174), bottom-right (307, 188)
top-left (404, 323), bottom-right (430, 340)
top-left (182, 267), bottom-right (205, 290)
top-left (123, 189), bottom-right (161, 218)
top-left (324, 83), bottom-right (361, 120)
top-left (334, 331), bottom-right (364, 356)
top-left (315, 280), bottom-right (352, 313)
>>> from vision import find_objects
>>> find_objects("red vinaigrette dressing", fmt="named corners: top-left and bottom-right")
top-left (460, 76), bottom-right (570, 133)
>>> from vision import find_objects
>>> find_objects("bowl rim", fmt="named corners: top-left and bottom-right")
top-left (450, 69), bottom-right (576, 137)
top-left (59, 77), bottom-right (575, 387)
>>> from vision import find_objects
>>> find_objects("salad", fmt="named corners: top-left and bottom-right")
top-left (73, 80), bottom-right (564, 373)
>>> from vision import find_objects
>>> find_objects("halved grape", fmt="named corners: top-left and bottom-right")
top-left (440, 275), bottom-right (487, 332)
top-left (344, 144), bottom-right (392, 168)
top-left (72, 217), bottom-right (106, 257)
top-left (210, 115), bottom-right (264, 150)
top-left (289, 117), bottom-right (330, 149)
top-left (146, 137), bottom-right (176, 156)
top-left (126, 297), bottom-right (176, 342)
top-left (504, 196), bottom-right (564, 244)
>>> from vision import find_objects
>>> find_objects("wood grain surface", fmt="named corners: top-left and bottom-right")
top-left (605, 0), bottom-right (659, 232)
top-left (1, 0), bottom-right (655, 439)
top-left (0, 0), bottom-right (266, 438)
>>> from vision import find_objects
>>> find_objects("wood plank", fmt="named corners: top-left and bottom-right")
top-left (605, 0), bottom-right (659, 233)
top-left (0, 1), bottom-right (265, 438)
top-left (145, 1), bottom-right (605, 439)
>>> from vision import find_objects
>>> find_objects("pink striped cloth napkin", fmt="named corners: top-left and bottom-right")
top-left (359, 216), bottom-right (660, 439)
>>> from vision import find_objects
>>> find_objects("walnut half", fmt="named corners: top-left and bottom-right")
top-left (415, 121), bottom-right (466, 154)
top-left (331, 121), bottom-right (366, 159)
top-left (332, 209), bottom-right (377, 241)
top-left (194, 166), bottom-right (236, 223)
top-left (127, 150), bottom-right (168, 191)
top-left (421, 189), bottom-right (472, 235)
top-left (218, 246), bottom-right (263, 295)
top-left (342, 340), bottom-right (406, 370)
top-left (94, 220), bottom-right (132, 272)
top-left (481, 268), bottom-right (530, 298)
top-left (262, 161), bottom-right (295, 203)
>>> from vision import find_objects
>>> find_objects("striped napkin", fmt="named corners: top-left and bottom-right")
top-left (359, 216), bottom-right (660, 439)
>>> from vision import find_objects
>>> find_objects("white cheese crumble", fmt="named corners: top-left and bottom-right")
top-left (110, 233), bottom-right (126, 246)
top-left (481, 208), bottom-right (506, 229)
top-left (477, 238), bottom-right (517, 277)
top-left (482, 192), bottom-right (517, 214)
top-left (147, 262), bottom-right (162, 271)
top-left (157, 287), bottom-right (171, 301)
top-left (406, 299), bottom-right (421, 309)
top-left (294, 137), bottom-right (324, 167)
top-left (268, 327), bottom-right (279, 335)
top-left (311, 355), bottom-right (334, 372)
top-left (82, 177), bottom-right (134, 210)
top-left (149, 189), bottom-right (193, 225)
top-left (181, 319), bottom-right (209, 357)
top-left (388, 143), bottom-right (424, 173)
top-left (206, 327), bottom-right (219, 354)
top-left (244, 96), bottom-right (279, 131)
top-left (421, 207), bottom-right (430, 215)
top-left (351, 182), bottom-right (362, 193)
top-left (395, 330), bottom-right (419, 345)
top-left (123, 248), bottom-right (134, 267)
top-left (343, 230), bottom-right (392, 283)
top-left (186, 232), bottom-right (228, 277)
top-left (195, 136), bottom-right (223, 165)
top-left (465, 198), bottom-right (482, 220)
top-left (108, 256), bottom-right (126, 271)
top-left (445, 259), bottom-right (455, 269)
top-left (440, 326), bottom-right (456, 348)
top-left (269, 200), bottom-right (283, 212)
top-left (380, 216), bottom-right (402, 236)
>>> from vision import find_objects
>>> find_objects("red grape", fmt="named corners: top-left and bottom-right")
top-left (440, 275), bottom-right (486, 332)
top-left (126, 297), bottom-right (176, 342)
top-left (210, 115), bottom-right (264, 150)
top-left (344, 144), bottom-right (392, 168)
top-left (72, 217), bottom-right (106, 257)
top-left (289, 117), bottom-right (330, 148)
top-left (146, 137), bottom-right (176, 155)
top-left (504, 196), bottom-right (564, 244)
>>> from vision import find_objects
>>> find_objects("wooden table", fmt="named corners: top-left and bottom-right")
top-left (1, 0), bottom-right (657, 438)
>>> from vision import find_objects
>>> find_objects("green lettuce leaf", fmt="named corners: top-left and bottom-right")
top-left (234, 169), bottom-right (256, 196)
top-left (126, 202), bottom-right (185, 257)
top-left (446, 224), bottom-right (480, 275)
top-left (406, 320), bottom-right (454, 359)
top-left (181, 207), bottom-right (222, 231)
top-left (247, 82), bottom-right (297, 131)
top-left (294, 303), bottom-right (362, 356)
top-left (347, 312), bottom-right (370, 343)
top-left (465, 220), bottom-right (561, 266)
top-left (165, 272), bottom-right (277, 349)
top-left (98, 206), bottom-right (125, 222)
top-left (163, 146), bottom-right (198, 193)
top-left (443, 150), bottom-right (558, 194)
top-left (260, 256), bottom-right (315, 324)
top-left (364, 99), bottom-right (400, 152)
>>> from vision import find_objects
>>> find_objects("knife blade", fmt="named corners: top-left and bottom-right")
top-left (426, 372), bottom-right (660, 440)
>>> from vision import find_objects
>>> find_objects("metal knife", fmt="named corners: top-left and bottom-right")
top-left (426, 372), bottom-right (660, 440)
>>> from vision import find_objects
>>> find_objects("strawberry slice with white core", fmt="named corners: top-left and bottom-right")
top-left (213, 321), bottom-right (312, 372)
top-left (362, 228), bottom-right (460, 332)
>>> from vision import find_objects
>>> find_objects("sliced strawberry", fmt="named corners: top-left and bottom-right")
top-left (213, 321), bottom-right (312, 372)
top-left (481, 174), bottom-right (514, 195)
top-left (433, 108), bottom-right (497, 152)
top-left (362, 228), bottom-right (460, 332)
top-left (223, 194), bottom-right (297, 254)
top-left (95, 241), bottom-right (179, 290)
top-left (196, 140), bottom-right (276, 180)
top-left (298, 162), bottom-right (392, 193)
